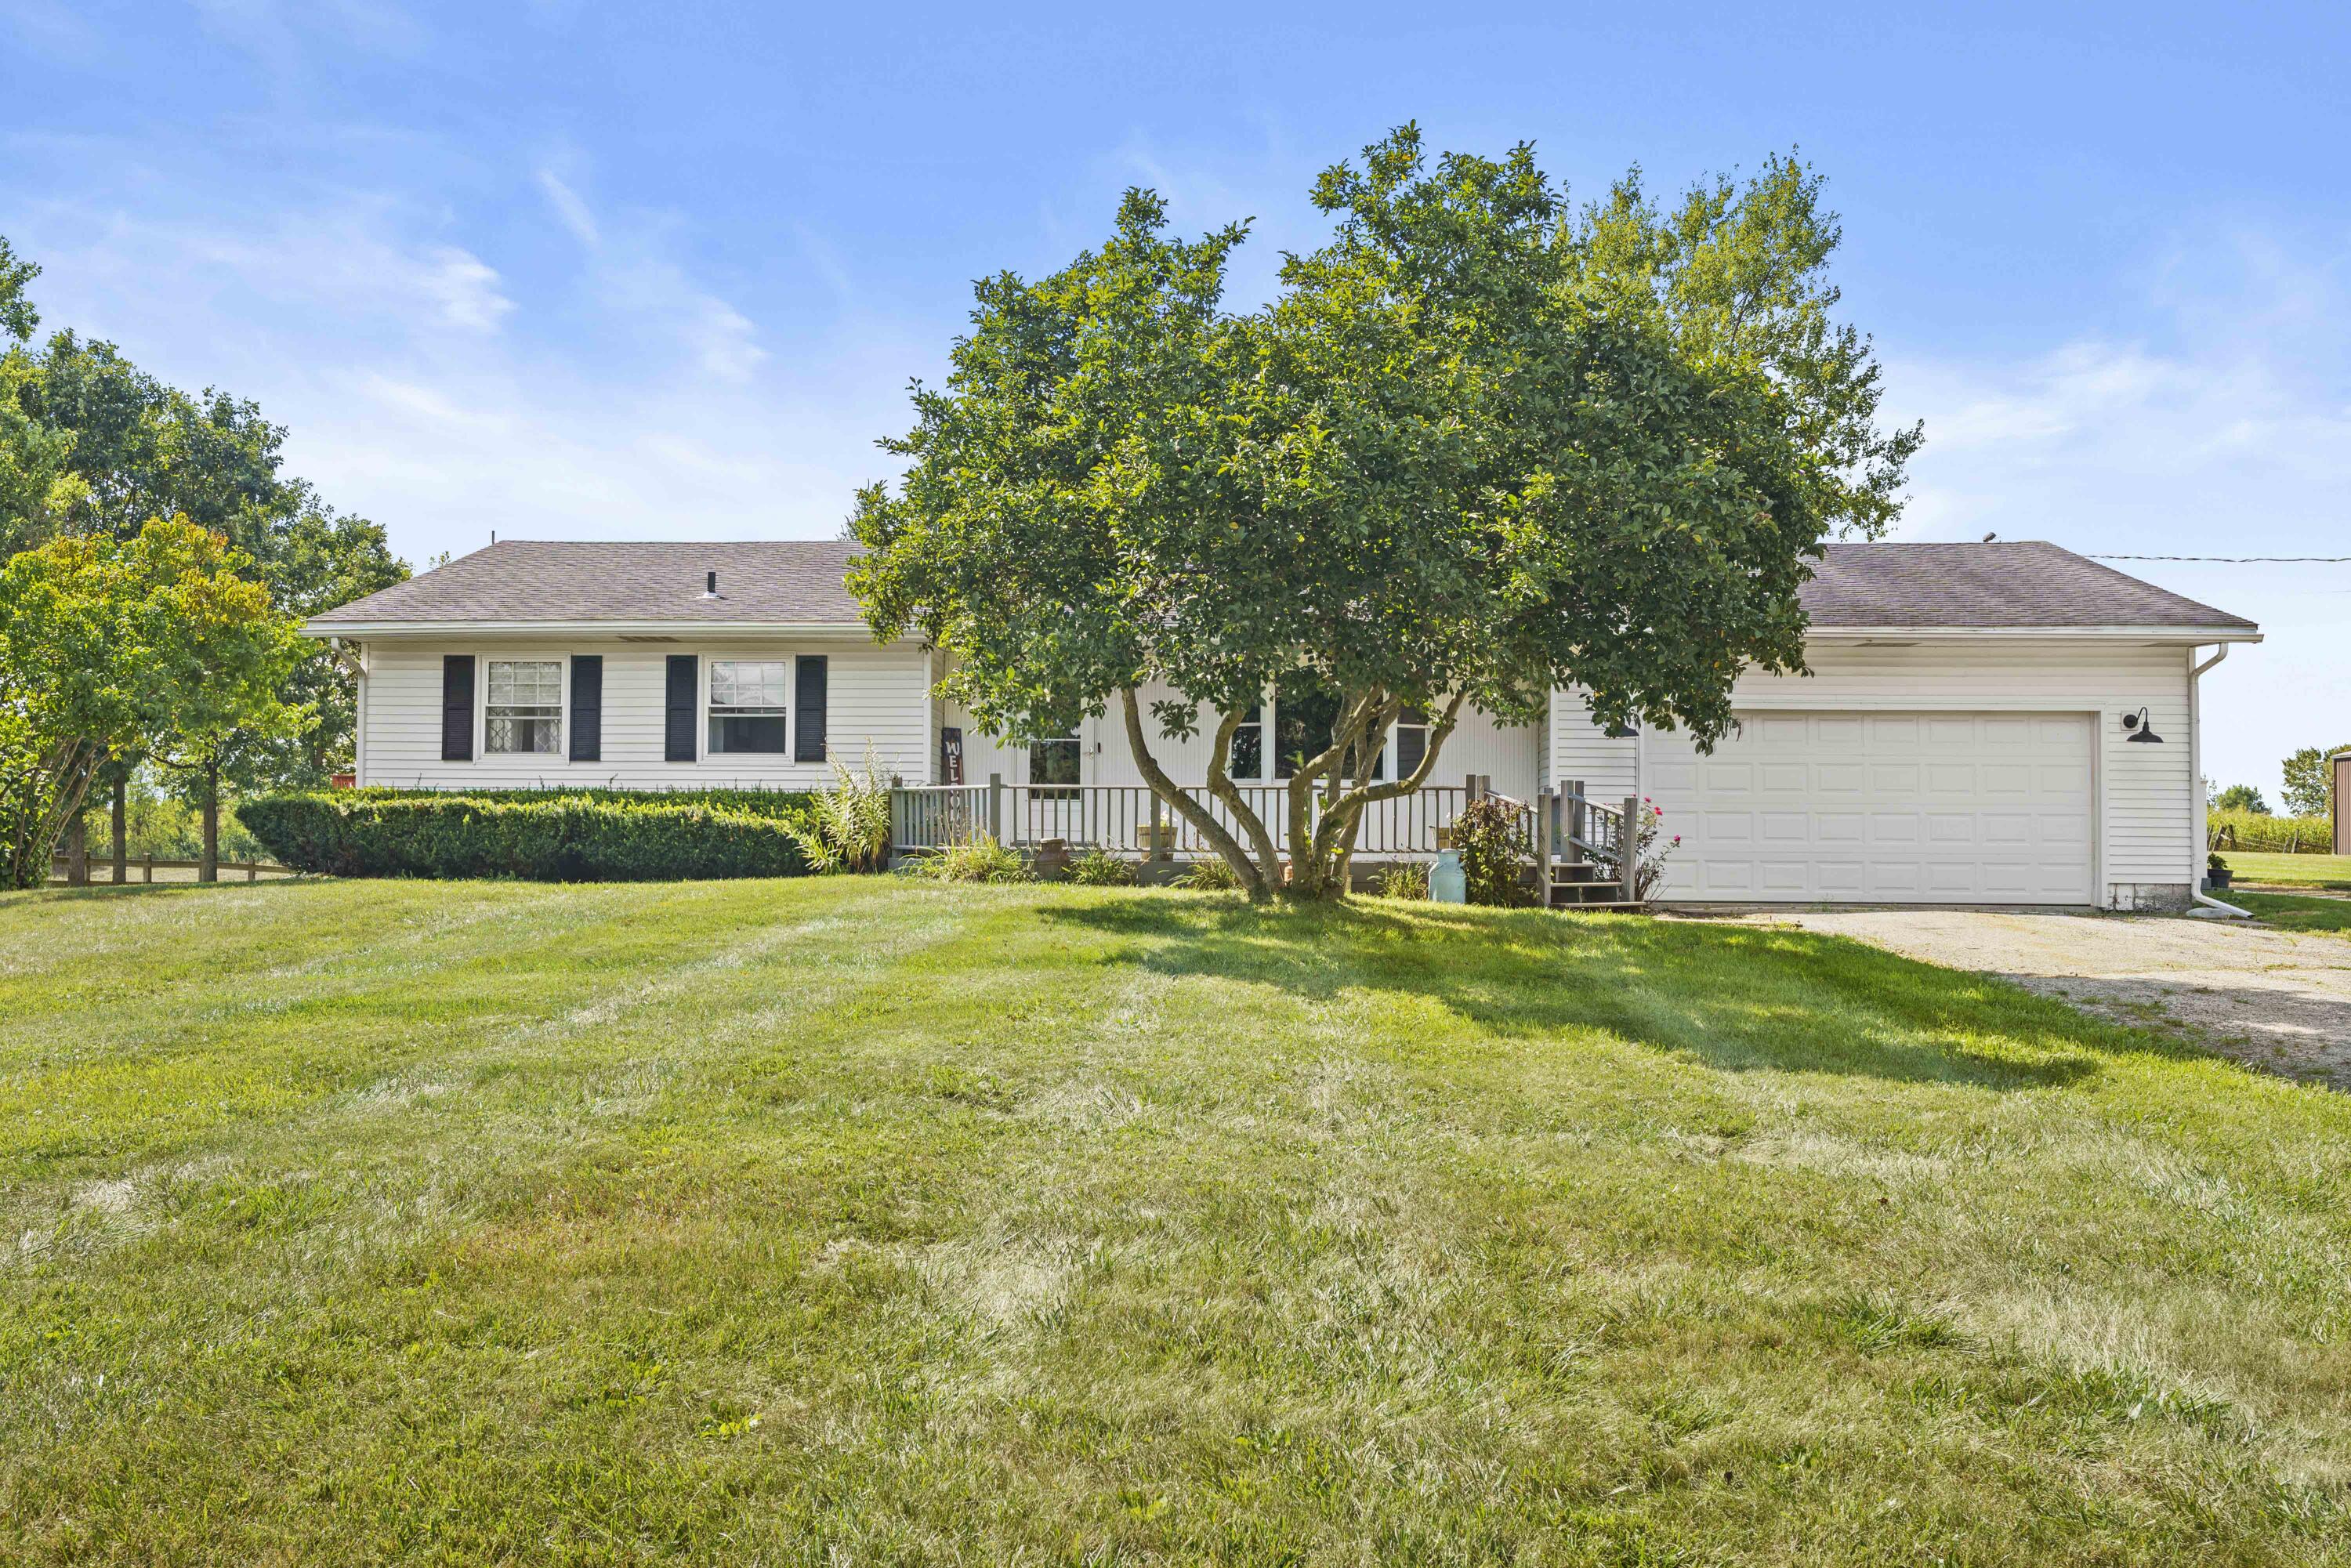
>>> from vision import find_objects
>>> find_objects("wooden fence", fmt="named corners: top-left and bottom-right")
top-left (47, 856), bottom-right (297, 886)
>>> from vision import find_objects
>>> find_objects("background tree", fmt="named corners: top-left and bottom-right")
top-left (852, 128), bottom-right (1918, 899)
top-left (0, 517), bottom-right (302, 887)
top-left (2212, 783), bottom-right (2270, 816)
top-left (2280, 744), bottom-right (2349, 819)
top-left (0, 233), bottom-right (405, 791)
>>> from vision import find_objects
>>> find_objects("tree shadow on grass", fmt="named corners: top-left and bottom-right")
top-left (6, 878), bottom-right (313, 906)
top-left (1030, 894), bottom-right (2215, 1093)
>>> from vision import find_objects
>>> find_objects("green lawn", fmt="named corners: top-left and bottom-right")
top-left (4, 878), bottom-right (2349, 1564)
top-left (2234, 889), bottom-right (2351, 938)
top-left (2220, 850), bottom-right (2351, 890)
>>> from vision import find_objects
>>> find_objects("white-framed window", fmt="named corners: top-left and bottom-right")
top-left (1028, 728), bottom-right (1080, 798)
top-left (1226, 702), bottom-right (1264, 781)
top-left (708, 660), bottom-right (789, 754)
top-left (1390, 704), bottom-right (1429, 781)
top-left (485, 660), bottom-right (563, 755)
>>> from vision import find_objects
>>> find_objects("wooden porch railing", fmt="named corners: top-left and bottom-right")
top-left (891, 776), bottom-right (1477, 859)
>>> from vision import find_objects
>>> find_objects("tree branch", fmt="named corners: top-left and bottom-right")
top-left (1119, 688), bottom-right (1266, 899)
top-left (1201, 701), bottom-right (1281, 889)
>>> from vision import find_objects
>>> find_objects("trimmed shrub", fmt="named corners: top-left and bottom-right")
top-left (321, 784), bottom-right (811, 818)
top-left (240, 790), bottom-right (814, 882)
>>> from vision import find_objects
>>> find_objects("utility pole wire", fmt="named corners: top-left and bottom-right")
top-left (2087, 554), bottom-right (2351, 563)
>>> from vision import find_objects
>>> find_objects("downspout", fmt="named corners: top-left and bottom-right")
top-left (2188, 643), bottom-right (2251, 918)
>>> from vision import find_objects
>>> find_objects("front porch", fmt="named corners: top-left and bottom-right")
top-left (888, 776), bottom-right (1645, 907)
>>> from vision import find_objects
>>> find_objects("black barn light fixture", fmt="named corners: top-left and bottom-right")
top-left (2122, 707), bottom-right (2164, 744)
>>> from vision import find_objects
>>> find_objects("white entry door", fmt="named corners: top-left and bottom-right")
top-left (1646, 712), bottom-right (2096, 904)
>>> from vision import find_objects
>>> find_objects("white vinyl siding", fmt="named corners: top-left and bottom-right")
top-left (357, 637), bottom-right (928, 789)
top-left (943, 682), bottom-right (1541, 798)
top-left (1550, 687), bottom-right (1639, 801)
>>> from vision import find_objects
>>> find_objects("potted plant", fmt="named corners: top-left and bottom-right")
top-left (2205, 851), bottom-right (2233, 890)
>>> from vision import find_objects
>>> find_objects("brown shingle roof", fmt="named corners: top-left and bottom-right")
top-left (309, 538), bottom-right (2255, 632)
top-left (1802, 541), bottom-right (2254, 629)
top-left (309, 539), bottom-right (866, 625)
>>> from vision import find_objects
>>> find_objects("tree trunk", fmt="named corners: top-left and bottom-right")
top-left (199, 760), bottom-right (220, 884)
top-left (65, 812), bottom-right (88, 886)
top-left (1118, 690), bottom-right (1269, 900)
top-left (1286, 693), bottom-right (1468, 902)
top-left (4, 738), bottom-right (103, 891)
top-left (110, 776), bottom-right (128, 885)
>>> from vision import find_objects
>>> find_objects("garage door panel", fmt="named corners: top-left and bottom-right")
top-left (1646, 711), bottom-right (2093, 905)
top-left (1925, 861), bottom-right (1981, 893)
top-left (1870, 862), bottom-right (1922, 893)
top-left (1815, 717), bottom-right (1867, 748)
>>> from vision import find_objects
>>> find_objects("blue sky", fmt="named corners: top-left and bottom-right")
top-left (4, 0), bottom-right (2346, 796)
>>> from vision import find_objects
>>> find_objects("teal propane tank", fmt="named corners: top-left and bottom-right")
top-left (1429, 849), bottom-right (1466, 904)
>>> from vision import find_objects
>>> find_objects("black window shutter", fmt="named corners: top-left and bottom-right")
top-left (568, 655), bottom-right (603, 762)
top-left (440, 655), bottom-right (474, 762)
top-left (665, 654), bottom-right (697, 762)
top-left (795, 656), bottom-right (828, 762)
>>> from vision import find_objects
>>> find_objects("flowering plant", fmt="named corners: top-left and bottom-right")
top-left (1591, 796), bottom-right (1679, 901)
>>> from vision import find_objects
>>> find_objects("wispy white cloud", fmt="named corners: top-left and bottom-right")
top-left (533, 162), bottom-right (768, 382)
top-left (534, 168), bottom-right (600, 248)
top-left (30, 199), bottom-right (513, 337)
top-left (0, 0), bottom-right (100, 57)
top-left (1883, 226), bottom-right (2351, 795)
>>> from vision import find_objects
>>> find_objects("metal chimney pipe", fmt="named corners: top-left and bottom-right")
top-left (705, 570), bottom-right (718, 596)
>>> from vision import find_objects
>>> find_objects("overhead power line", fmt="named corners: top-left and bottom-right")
top-left (2086, 553), bottom-right (2351, 563)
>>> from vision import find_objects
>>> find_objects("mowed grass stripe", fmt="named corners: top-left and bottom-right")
top-left (2, 878), bottom-right (2348, 1563)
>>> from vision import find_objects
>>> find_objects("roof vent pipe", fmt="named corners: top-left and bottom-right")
top-left (704, 570), bottom-right (719, 598)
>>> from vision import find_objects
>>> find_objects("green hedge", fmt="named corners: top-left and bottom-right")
top-left (241, 790), bottom-right (816, 882)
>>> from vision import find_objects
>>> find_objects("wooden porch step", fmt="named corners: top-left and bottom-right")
top-left (1548, 878), bottom-right (1636, 908)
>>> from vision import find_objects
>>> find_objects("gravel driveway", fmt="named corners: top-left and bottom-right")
top-left (1710, 908), bottom-right (2351, 1088)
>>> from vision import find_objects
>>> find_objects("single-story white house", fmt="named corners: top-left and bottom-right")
top-left (306, 538), bottom-right (2260, 911)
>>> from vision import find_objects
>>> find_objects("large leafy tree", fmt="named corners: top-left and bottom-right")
top-left (2280, 744), bottom-right (2349, 820)
top-left (852, 128), bottom-right (1919, 899)
top-left (0, 237), bottom-right (406, 788)
top-left (0, 518), bottom-right (303, 887)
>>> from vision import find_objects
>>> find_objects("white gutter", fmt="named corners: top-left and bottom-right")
top-left (2187, 643), bottom-right (2251, 918)
top-left (1806, 625), bottom-right (2264, 645)
top-left (301, 619), bottom-right (884, 639)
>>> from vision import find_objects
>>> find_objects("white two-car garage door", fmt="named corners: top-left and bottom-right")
top-left (1646, 712), bottom-right (2095, 904)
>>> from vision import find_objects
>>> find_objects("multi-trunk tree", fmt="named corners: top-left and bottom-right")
top-left (856, 125), bottom-right (1919, 900)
